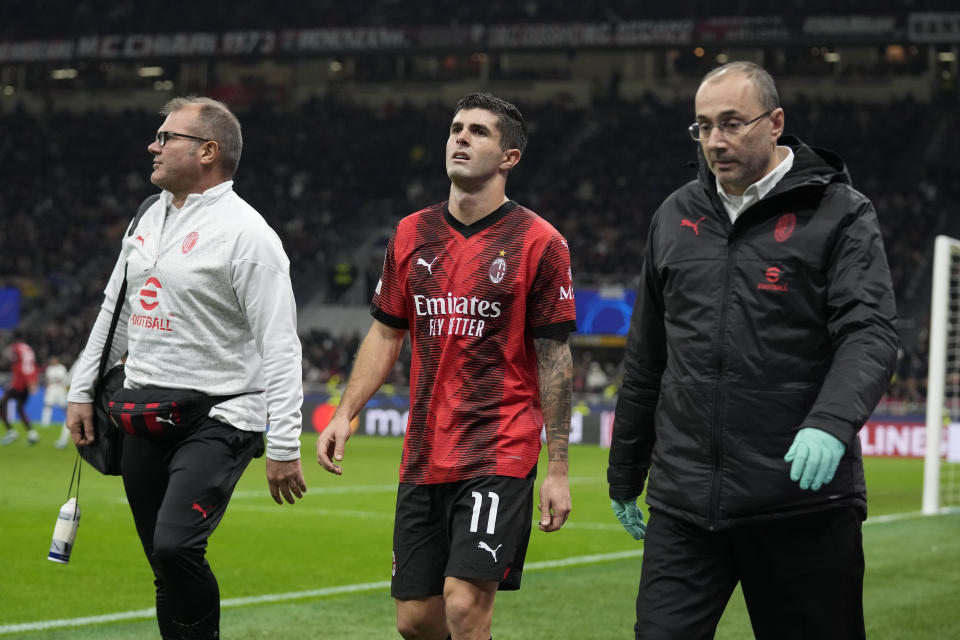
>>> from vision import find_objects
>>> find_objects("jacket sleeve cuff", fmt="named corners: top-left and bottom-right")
top-left (67, 390), bottom-right (95, 404)
top-left (265, 444), bottom-right (302, 462)
top-left (608, 484), bottom-right (643, 501)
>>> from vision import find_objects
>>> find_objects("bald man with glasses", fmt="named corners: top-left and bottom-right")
top-left (608, 61), bottom-right (898, 639)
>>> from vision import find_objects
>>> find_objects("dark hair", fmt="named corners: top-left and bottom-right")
top-left (701, 61), bottom-right (780, 112)
top-left (453, 92), bottom-right (528, 153)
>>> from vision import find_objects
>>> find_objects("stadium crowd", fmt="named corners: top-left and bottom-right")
top-left (1, 89), bottom-right (956, 404)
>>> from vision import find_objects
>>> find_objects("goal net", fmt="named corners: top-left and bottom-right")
top-left (922, 235), bottom-right (960, 514)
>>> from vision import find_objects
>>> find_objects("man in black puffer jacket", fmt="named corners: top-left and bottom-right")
top-left (607, 61), bottom-right (899, 640)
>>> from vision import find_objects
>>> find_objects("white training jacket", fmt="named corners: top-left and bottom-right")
top-left (68, 181), bottom-right (303, 461)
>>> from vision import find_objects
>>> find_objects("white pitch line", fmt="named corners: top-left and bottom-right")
top-left (0, 548), bottom-right (642, 634)
top-left (1, 509), bottom-right (951, 635)
top-left (526, 549), bottom-right (643, 570)
top-left (864, 511), bottom-right (926, 524)
top-left (0, 609), bottom-right (158, 635)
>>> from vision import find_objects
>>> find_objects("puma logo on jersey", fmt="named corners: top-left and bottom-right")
top-left (478, 541), bottom-right (502, 563)
top-left (155, 415), bottom-right (175, 425)
top-left (416, 256), bottom-right (439, 275)
top-left (681, 216), bottom-right (706, 236)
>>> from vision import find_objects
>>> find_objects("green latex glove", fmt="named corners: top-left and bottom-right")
top-left (784, 427), bottom-right (846, 491)
top-left (611, 498), bottom-right (647, 540)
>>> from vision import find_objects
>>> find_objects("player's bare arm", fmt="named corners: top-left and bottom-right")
top-left (317, 319), bottom-right (406, 474)
top-left (534, 334), bottom-right (573, 532)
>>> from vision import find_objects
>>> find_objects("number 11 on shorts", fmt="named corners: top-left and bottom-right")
top-left (469, 491), bottom-right (500, 534)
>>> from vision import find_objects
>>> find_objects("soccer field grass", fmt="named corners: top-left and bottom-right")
top-left (0, 426), bottom-right (958, 639)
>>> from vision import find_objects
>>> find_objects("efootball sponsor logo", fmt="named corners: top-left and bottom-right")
top-left (413, 293), bottom-right (501, 318)
top-left (139, 277), bottom-right (162, 311)
top-left (132, 276), bottom-right (174, 331)
top-left (130, 314), bottom-right (174, 331)
top-left (757, 266), bottom-right (788, 292)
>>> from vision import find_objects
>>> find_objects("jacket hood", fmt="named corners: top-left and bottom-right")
top-left (696, 135), bottom-right (851, 207)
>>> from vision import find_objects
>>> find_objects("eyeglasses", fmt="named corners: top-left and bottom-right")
top-left (155, 131), bottom-right (212, 147)
top-left (688, 108), bottom-right (775, 141)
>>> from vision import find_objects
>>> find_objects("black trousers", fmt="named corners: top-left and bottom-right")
top-left (635, 506), bottom-right (865, 640)
top-left (121, 417), bottom-right (262, 639)
top-left (0, 387), bottom-right (30, 429)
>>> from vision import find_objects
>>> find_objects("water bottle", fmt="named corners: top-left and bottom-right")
top-left (48, 497), bottom-right (80, 564)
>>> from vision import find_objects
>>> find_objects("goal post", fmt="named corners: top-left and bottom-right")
top-left (922, 235), bottom-right (960, 514)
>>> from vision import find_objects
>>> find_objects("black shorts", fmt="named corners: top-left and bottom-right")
top-left (391, 470), bottom-right (536, 599)
top-left (2, 387), bottom-right (28, 404)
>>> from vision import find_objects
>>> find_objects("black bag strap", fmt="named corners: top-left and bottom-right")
top-left (96, 194), bottom-right (160, 382)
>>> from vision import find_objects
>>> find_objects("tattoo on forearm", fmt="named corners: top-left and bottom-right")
top-left (534, 336), bottom-right (572, 463)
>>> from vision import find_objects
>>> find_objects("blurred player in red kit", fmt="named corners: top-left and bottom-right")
top-left (1, 336), bottom-right (40, 445)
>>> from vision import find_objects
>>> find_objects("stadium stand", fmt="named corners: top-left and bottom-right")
top-left (2, 1), bottom-right (960, 38)
top-left (1, 93), bottom-right (957, 401)
top-left (1, 2), bottom-right (958, 406)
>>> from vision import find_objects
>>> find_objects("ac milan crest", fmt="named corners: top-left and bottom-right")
top-left (489, 257), bottom-right (507, 284)
top-left (774, 213), bottom-right (796, 243)
top-left (182, 232), bottom-right (199, 254)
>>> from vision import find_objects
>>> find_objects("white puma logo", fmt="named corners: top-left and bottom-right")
top-left (416, 256), bottom-right (439, 275)
top-left (477, 541), bottom-right (502, 563)
top-left (155, 415), bottom-right (175, 425)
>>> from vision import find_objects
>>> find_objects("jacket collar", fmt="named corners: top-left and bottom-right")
top-left (159, 180), bottom-right (234, 211)
top-left (696, 136), bottom-right (851, 215)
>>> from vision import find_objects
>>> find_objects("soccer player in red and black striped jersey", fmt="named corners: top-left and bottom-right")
top-left (318, 93), bottom-right (576, 640)
top-left (0, 337), bottom-right (40, 445)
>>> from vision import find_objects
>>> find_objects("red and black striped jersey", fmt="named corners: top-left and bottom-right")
top-left (9, 342), bottom-right (38, 391)
top-left (372, 200), bottom-right (577, 484)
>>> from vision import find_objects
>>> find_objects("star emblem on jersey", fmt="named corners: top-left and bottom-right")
top-left (490, 256), bottom-right (507, 284)
top-left (478, 541), bottom-right (502, 563)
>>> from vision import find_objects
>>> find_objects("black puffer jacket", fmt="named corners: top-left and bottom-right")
top-left (607, 137), bottom-right (899, 530)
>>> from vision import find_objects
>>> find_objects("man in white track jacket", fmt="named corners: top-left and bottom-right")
top-left (66, 96), bottom-right (306, 640)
